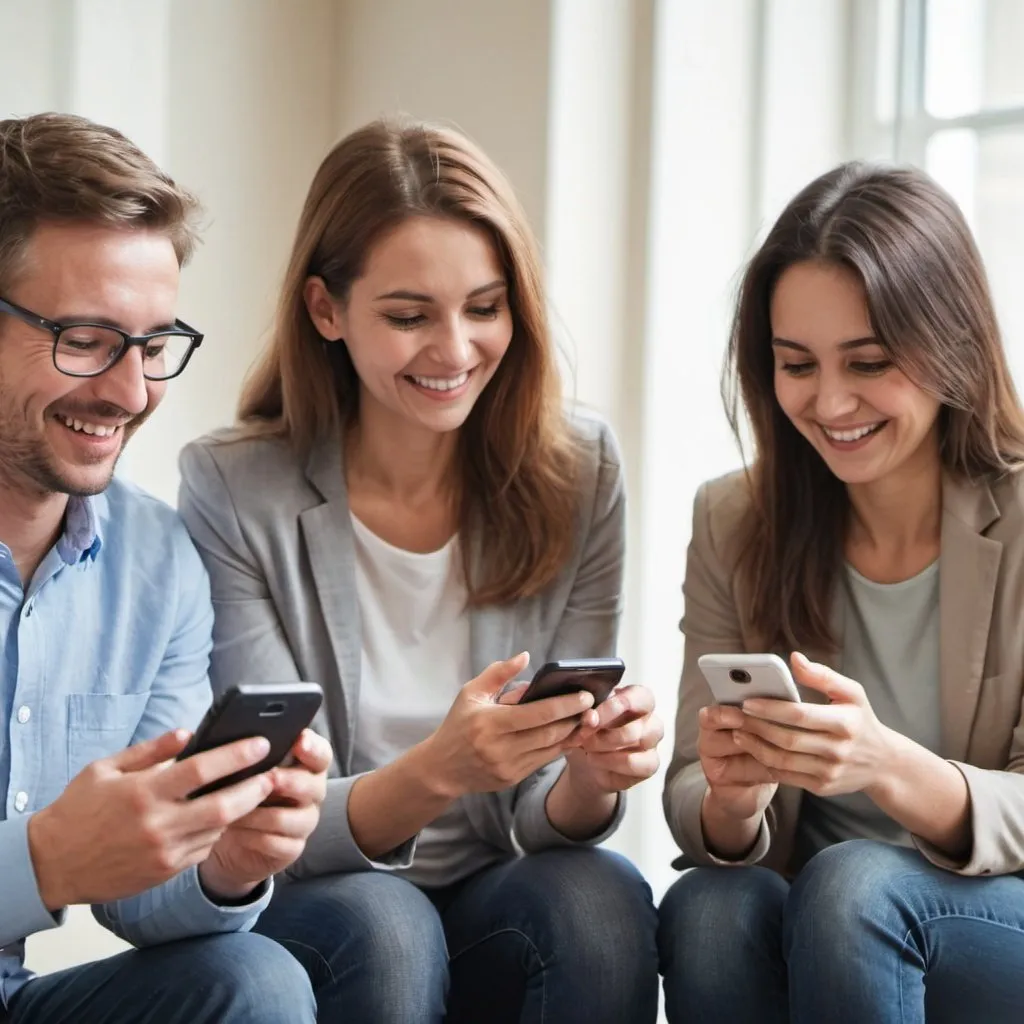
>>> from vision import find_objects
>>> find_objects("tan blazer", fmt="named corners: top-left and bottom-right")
top-left (664, 468), bottom-right (1024, 878)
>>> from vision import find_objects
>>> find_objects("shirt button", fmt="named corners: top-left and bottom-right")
top-left (23, 602), bottom-right (34, 618)
top-left (16, 705), bottom-right (30, 724)
top-left (13, 792), bottom-right (28, 813)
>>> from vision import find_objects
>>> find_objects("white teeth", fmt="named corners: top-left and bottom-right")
top-left (59, 415), bottom-right (118, 438)
top-left (408, 371), bottom-right (469, 392)
top-left (822, 423), bottom-right (880, 443)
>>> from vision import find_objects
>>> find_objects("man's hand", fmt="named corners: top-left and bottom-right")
top-left (28, 730), bottom-right (276, 911)
top-left (199, 730), bottom-right (333, 899)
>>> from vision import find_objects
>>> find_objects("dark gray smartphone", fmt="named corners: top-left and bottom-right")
top-left (176, 682), bottom-right (323, 799)
top-left (516, 658), bottom-right (625, 707)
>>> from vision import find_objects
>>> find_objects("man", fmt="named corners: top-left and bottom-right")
top-left (0, 112), bottom-right (328, 1023)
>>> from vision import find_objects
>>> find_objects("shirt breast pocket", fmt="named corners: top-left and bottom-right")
top-left (66, 691), bottom-right (152, 781)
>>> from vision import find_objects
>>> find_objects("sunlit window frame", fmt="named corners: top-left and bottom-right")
top-left (848, 0), bottom-right (1024, 166)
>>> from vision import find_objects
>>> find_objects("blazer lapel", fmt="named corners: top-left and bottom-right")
top-left (939, 473), bottom-right (1002, 760)
top-left (300, 438), bottom-right (361, 770)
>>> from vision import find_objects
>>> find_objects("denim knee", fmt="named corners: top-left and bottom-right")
top-left (255, 872), bottom-right (448, 1022)
top-left (191, 931), bottom-right (316, 1024)
top-left (344, 874), bottom-right (447, 974)
top-left (783, 839), bottom-right (925, 958)
top-left (506, 848), bottom-right (657, 959)
top-left (658, 866), bottom-right (787, 992)
top-left (446, 848), bottom-right (658, 1024)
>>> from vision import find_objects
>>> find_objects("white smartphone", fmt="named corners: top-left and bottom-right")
top-left (697, 653), bottom-right (802, 706)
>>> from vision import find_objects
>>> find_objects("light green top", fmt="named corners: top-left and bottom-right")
top-left (796, 559), bottom-right (941, 860)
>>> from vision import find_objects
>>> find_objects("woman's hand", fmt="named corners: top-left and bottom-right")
top-left (564, 685), bottom-right (663, 795)
top-left (733, 652), bottom-right (897, 797)
top-left (420, 653), bottom-right (594, 800)
top-left (697, 703), bottom-right (778, 821)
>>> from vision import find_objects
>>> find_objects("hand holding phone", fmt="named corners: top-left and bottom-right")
top-left (694, 654), bottom-right (790, 835)
top-left (422, 654), bottom-right (600, 798)
top-left (176, 682), bottom-right (323, 798)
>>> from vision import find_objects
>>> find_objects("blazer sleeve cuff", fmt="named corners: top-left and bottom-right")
top-left (912, 760), bottom-right (1024, 876)
top-left (512, 761), bottom-right (626, 852)
top-left (667, 774), bottom-right (772, 867)
top-left (285, 774), bottom-right (418, 879)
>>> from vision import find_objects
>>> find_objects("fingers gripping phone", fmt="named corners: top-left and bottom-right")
top-left (697, 654), bottom-right (801, 706)
top-left (516, 658), bottom-right (626, 707)
top-left (176, 682), bottom-right (324, 798)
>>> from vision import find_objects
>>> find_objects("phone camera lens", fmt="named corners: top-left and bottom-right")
top-left (729, 669), bottom-right (752, 684)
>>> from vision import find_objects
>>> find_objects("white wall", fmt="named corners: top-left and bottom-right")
top-left (335, 0), bottom-right (553, 239)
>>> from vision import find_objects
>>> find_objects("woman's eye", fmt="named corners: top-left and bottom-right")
top-left (851, 360), bottom-right (892, 375)
top-left (780, 361), bottom-right (815, 376)
top-left (384, 313), bottom-right (426, 329)
top-left (467, 304), bottom-right (500, 319)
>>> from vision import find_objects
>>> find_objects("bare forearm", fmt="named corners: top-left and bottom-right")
top-left (699, 788), bottom-right (765, 861)
top-left (867, 729), bottom-right (971, 861)
top-left (347, 744), bottom-right (455, 860)
top-left (544, 767), bottom-right (618, 841)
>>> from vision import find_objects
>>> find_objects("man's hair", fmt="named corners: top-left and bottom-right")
top-left (0, 112), bottom-right (201, 292)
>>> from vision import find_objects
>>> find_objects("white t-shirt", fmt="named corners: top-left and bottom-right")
top-left (350, 513), bottom-right (505, 887)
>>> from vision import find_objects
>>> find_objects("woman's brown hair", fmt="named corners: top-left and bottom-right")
top-left (724, 160), bottom-right (1024, 651)
top-left (238, 117), bottom-right (579, 605)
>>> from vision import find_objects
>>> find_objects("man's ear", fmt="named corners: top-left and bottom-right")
top-left (303, 276), bottom-right (346, 341)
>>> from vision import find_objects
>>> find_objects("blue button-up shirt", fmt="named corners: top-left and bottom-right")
top-left (0, 480), bottom-right (271, 1008)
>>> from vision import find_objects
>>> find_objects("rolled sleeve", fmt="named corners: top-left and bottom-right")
top-left (284, 775), bottom-right (417, 879)
top-left (92, 866), bottom-right (271, 946)
top-left (512, 761), bottom-right (626, 852)
top-left (913, 760), bottom-right (1024, 876)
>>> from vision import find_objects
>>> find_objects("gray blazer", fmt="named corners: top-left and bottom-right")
top-left (177, 408), bottom-right (626, 879)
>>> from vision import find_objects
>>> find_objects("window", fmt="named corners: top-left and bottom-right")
top-left (852, 0), bottom-right (1024, 381)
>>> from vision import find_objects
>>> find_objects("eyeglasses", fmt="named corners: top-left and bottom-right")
top-left (0, 295), bottom-right (203, 381)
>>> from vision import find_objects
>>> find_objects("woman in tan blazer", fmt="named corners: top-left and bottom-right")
top-left (659, 162), bottom-right (1024, 1024)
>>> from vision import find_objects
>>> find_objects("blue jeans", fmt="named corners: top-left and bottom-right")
top-left (254, 848), bottom-right (660, 1023)
top-left (6, 932), bottom-right (315, 1023)
top-left (658, 839), bottom-right (1024, 1023)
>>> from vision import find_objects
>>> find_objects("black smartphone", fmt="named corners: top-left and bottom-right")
top-left (176, 682), bottom-right (324, 799)
top-left (516, 658), bottom-right (625, 707)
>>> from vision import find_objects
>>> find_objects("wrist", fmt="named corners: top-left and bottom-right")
top-left (197, 857), bottom-right (262, 903)
top-left (563, 753), bottom-right (613, 802)
top-left (702, 784), bottom-right (763, 826)
top-left (864, 726), bottom-right (906, 805)
top-left (409, 736), bottom-right (464, 802)
top-left (28, 808), bottom-right (73, 912)
top-left (700, 787), bottom-right (764, 861)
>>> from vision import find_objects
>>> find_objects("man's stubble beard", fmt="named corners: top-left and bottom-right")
top-left (0, 379), bottom-right (150, 499)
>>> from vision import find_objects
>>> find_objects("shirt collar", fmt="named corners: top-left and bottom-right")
top-left (55, 495), bottom-right (104, 566)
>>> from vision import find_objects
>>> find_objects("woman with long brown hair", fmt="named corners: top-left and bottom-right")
top-left (177, 117), bottom-right (660, 1023)
top-left (659, 162), bottom-right (1024, 1023)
